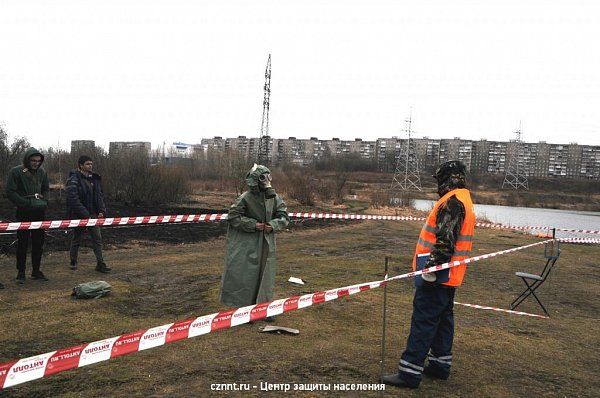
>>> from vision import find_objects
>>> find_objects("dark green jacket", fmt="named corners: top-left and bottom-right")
top-left (220, 165), bottom-right (290, 307)
top-left (5, 147), bottom-right (49, 212)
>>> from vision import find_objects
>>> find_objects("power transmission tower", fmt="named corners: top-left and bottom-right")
top-left (257, 54), bottom-right (271, 165)
top-left (390, 113), bottom-right (422, 192)
top-left (502, 124), bottom-right (529, 190)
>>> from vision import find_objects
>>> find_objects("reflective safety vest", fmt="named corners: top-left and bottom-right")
top-left (412, 188), bottom-right (475, 287)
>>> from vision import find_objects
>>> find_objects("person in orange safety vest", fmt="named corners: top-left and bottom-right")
top-left (383, 160), bottom-right (475, 389)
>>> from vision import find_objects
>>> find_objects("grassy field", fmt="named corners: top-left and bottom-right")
top-left (0, 219), bottom-right (599, 397)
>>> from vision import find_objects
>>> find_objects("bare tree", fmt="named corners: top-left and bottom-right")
top-left (278, 165), bottom-right (315, 206)
top-left (333, 172), bottom-right (347, 204)
top-left (0, 125), bottom-right (30, 187)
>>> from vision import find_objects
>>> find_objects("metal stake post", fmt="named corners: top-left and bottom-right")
top-left (379, 257), bottom-right (389, 385)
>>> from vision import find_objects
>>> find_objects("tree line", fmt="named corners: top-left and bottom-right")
top-left (1, 127), bottom-right (388, 207)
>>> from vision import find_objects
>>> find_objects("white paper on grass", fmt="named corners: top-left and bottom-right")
top-left (287, 277), bottom-right (305, 285)
top-left (259, 325), bottom-right (300, 335)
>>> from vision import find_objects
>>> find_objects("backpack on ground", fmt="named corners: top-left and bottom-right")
top-left (72, 281), bottom-right (111, 299)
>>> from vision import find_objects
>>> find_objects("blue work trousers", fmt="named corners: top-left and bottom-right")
top-left (397, 283), bottom-right (456, 386)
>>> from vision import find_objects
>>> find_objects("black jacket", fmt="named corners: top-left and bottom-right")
top-left (65, 171), bottom-right (106, 218)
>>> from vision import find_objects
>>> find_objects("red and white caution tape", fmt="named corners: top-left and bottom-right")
top-left (474, 222), bottom-right (600, 235)
top-left (0, 214), bottom-right (226, 232)
top-left (386, 239), bottom-right (554, 283)
top-left (0, 239), bottom-right (553, 390)
top-left (558, 237), bottom-right (600, 245)
top-left (0, 282), bottom-right (385, 390)
top-left (544, 227), bottom-right (600, 235)
top-left (287, 213), bottom-right (600, 235)
top-left (287, 212), bottom-right (426, 221)
top-left (0, 212), bottom-right (425, 231)
top-left (453, 301), bottom-right (549, 319)
top-left (0, 211), bottom-right (598, 236)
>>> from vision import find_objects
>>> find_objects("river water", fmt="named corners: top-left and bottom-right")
top-left (412, 199), bottom-right (600, 238)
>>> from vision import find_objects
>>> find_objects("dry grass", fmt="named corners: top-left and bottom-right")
top-left (0, 221), bottom-right (599, 397)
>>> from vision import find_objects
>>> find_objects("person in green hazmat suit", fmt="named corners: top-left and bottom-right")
top-left (219, 164), bottom-right (290, 314)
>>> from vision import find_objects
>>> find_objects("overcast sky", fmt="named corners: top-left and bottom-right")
top-left (1, 0), bottom-right (599, 151)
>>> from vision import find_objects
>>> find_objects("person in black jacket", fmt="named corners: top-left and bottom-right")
top-left (65, 155), bottom-right (111, 273)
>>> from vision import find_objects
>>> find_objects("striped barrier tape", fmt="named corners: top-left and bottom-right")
top-left (385, 239), bottom-right (554, 284)
top-left (453, 301), bottom-right (549, 319)
top-left (0, 212), bottom-right (423, 232)
top-left (0, 239), bottom-right (553, 390)
top-left (474, 223), bottom-right (600, 235)
top-left (288, 212), bottom-right (426, 221)
top-left (557, 237), bottom-right (600, 245)
top-left (287, 213), bottom-right (600, 235)
top-left (287, 212), bottom-right (600, 235)
top-left (0, 214), bottom-right (227, 232)
top-left (1, 212), bottom-right (598, 236)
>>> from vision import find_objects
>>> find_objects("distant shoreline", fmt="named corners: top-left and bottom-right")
top-left (408, 190), bottom-right (600, 213)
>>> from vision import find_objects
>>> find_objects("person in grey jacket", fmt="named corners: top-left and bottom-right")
top-left (65, 155), bottom-right (110, 273)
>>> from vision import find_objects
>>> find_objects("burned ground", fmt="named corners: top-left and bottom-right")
top-left (0, 191), bottom-right (337, 255)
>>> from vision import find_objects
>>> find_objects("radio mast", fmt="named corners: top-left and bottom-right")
top-left (257, 54), bottom-right (272, 165)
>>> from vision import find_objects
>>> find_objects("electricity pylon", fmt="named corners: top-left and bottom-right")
top-left (257, 54), bottom-right (271, 165)
top-left (502, 124), bottom-right (529, 190)
top-left (391, 113), bottom-right (422, 192)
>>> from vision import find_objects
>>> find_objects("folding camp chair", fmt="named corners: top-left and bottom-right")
top-left (510, 240), bottom-right (560, 317)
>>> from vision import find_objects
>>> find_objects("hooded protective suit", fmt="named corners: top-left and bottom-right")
top-left (219, 165), bottom-right (290, 307)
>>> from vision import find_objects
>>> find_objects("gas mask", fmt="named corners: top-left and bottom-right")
top-left (258, 172), bottom-right (276, 199)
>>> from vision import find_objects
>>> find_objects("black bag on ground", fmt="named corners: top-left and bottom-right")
top-left (72, 281), bottom-right (111, 299)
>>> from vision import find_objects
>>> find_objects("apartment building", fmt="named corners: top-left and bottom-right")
top-left (108, 141), bottom-right (151, 156)
top-left (184, 136), bottom-right (600, 179)
top-left (70, 140), bottom-right (96, 156)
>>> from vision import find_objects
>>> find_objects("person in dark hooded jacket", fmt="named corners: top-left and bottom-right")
top-left (5, 147), bottom-right (50, 283)
top-left (219, 164), bottom-right (289, 320)
top-left (65, 155), bottom-right (110, 273)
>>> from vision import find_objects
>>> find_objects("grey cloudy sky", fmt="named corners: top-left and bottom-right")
top-left (1, 0), bottom-right (599, 150)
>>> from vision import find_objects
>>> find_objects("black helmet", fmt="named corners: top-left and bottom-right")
top-left (433, 160), bottom-right (467, 181)
top-left (433, 160), bottom-right (467, 196)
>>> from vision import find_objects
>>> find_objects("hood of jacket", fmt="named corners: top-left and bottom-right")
top-left (434, 160), bottom-right (467, 196)
top-left (245, 164), bottom-right (271, 188)
top-left (22, 147), bottom-right (44, 169)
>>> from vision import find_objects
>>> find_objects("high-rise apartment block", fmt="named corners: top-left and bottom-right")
top-left (73, 137), bottom-right (598, 179)
top-left (70, 140), bottom-right (96, 156)
top-left (108, 141), bottom-right (151, 156)
top-left (198, 136), bottom-right (600, 179)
